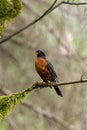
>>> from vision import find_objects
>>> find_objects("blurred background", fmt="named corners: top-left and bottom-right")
top-left (0, 0), bottom-right (87, 130)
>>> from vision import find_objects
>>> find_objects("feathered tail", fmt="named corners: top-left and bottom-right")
top-left (54, 85), bottom-right (62, 97)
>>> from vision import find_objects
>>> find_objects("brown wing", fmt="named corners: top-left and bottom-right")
top-left (46, 60), bottom-right (63, 96)
top-left (46, 59), bottom-right (57, 81)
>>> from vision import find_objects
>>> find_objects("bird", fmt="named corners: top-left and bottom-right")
top-left (34, 50), bottom-right (62, 97)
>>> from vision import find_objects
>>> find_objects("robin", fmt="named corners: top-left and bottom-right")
top-left (34, 50), bottom-right (62, 97)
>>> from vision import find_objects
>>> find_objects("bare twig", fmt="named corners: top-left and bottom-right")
top-left (0, 45), bottom-right (19, 68)
top-left (0, 1), bottom-right (87, 44)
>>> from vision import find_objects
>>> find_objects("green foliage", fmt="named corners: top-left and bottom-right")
top-left (0, 0), bottom-right (22, 34)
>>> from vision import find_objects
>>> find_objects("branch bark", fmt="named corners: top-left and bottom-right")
top-left (31, 78), bottom-right (87, 88)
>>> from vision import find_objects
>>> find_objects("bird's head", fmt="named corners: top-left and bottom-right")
top-left (34, 50), bottom-right (46, 58)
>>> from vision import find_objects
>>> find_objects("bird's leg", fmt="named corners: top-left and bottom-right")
top-left (44, 81), bottom-right (52, 89)
top-left (50, 82), bottom-right (53, 88)
top-left (48, 81), bottom-right (53, 88)
top-left (40, 81), bottom-right (52, 89)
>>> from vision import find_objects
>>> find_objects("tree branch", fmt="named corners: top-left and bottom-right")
top-left (0, 0), bottom-right (87, 44)
top-left (0, 79), bottom-right (87, 94)
top-left (63, 1), bottom-right (87, 5)
top-left (0, 0), bottom-right (58, 44)
top-left (52, 79), bottom-right (87, 86)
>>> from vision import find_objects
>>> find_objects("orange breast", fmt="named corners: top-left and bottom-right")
top-left (35, 58), bottom-right (51, 81)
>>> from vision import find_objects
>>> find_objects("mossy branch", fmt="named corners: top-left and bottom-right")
top-left (0, 82), bottom-right (46, 121)
top-left (0, 78), bottom-right (87, 121)
top-left (0, 82), bottom-right (37, 121)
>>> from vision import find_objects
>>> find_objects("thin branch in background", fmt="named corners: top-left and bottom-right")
top-left (0, 45), bottom-right (20, 69)
top-left (0, 0), bottom-right (58, 44)
top-left (22, 102), bottom-right (76, 130)
top-left (0, 45), bottom-right (28, 76)
top-left (41, 13), bottom-right (86, 69)
top-left (6, 117), bottom-right (19, 130)
top-left (0, 1), bottom-right (87, 44)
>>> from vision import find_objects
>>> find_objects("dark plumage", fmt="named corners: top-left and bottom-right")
top-left (34, 50), bottom-right (62, 97)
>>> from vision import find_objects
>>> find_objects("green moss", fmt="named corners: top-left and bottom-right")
top-left (0, 82), bottom-right (41, 121)
top-left (0, 90), bottom-right (28, 120)
top-left (0, 91), bottom-right (25, 120)
top-left (0, 0), bottom-right (22, 34)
